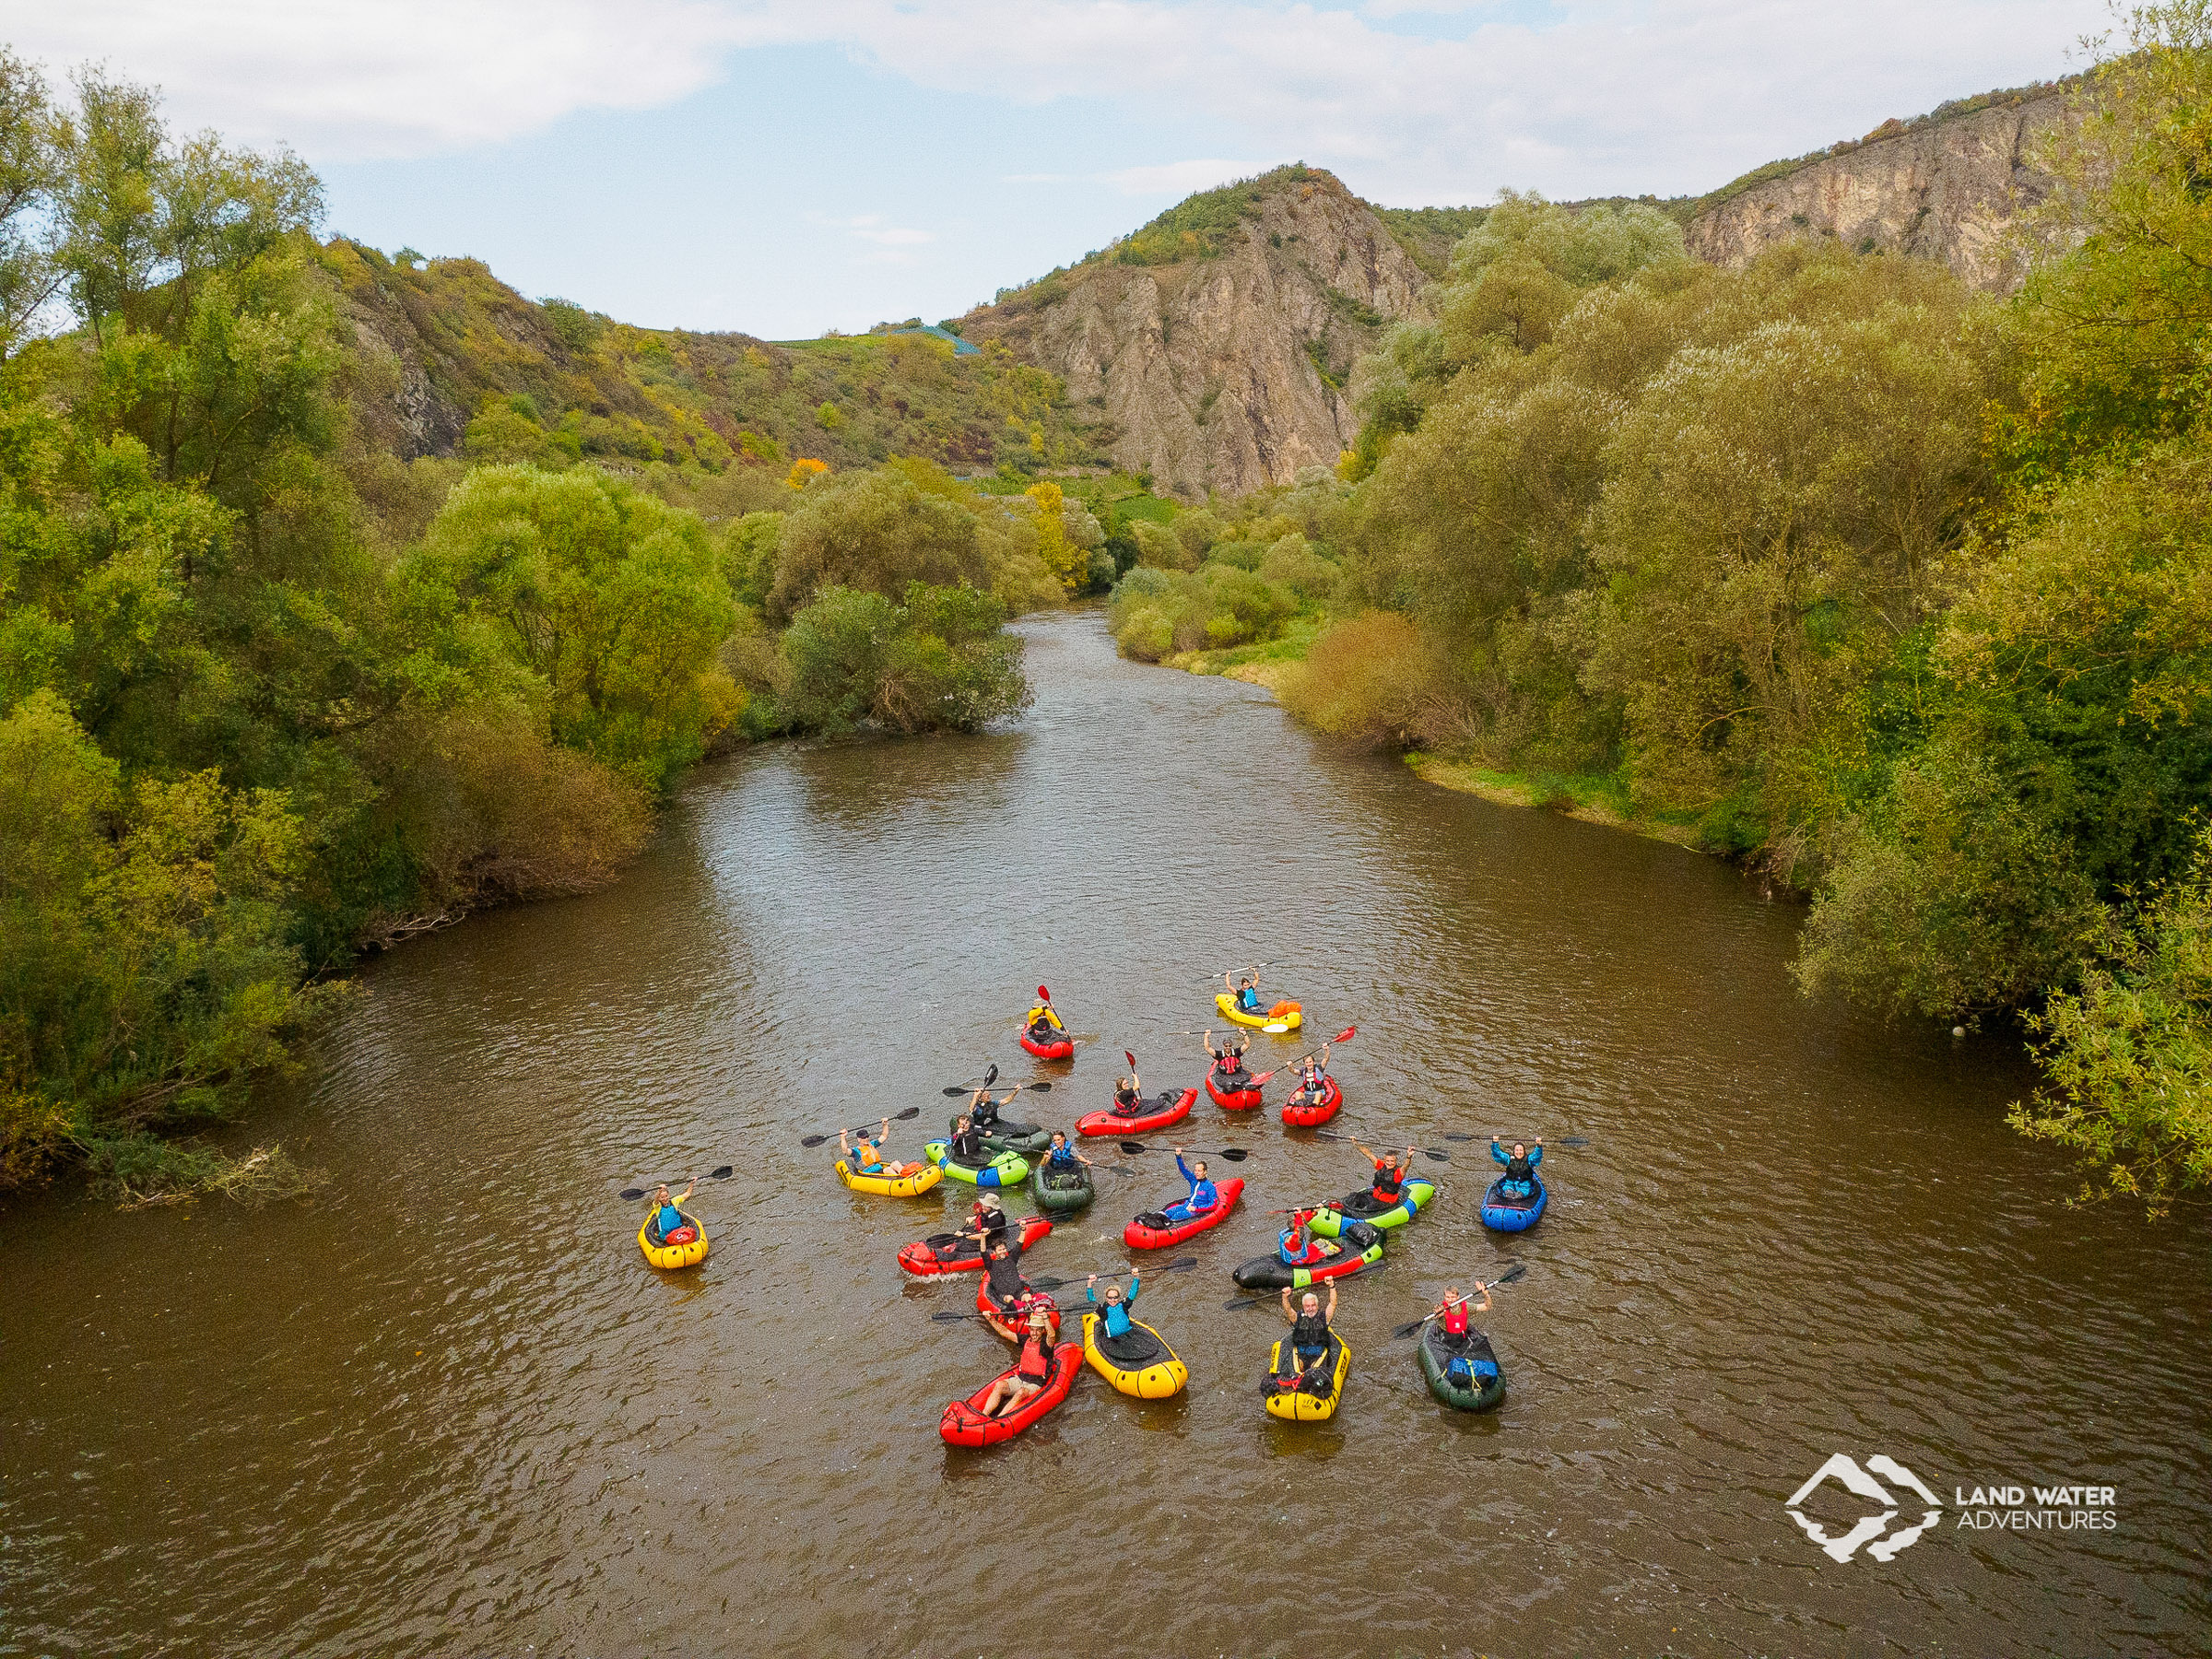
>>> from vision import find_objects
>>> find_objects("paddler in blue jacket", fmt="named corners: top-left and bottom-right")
top-left (1491, 1136), bottom-right (1543, 1197)
top-left (1161, 1148), bottom-right (1217, 1225)
top-left (1083, 1268), bottom-right (1143, 1336)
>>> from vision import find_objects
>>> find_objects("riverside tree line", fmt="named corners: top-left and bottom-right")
top-left (0, 60), bottom-right (1068, 1200)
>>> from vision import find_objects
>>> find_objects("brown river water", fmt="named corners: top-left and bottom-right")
top-left (4, 609), bottom-right (2208, 1659)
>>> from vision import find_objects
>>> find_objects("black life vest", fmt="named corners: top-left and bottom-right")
top-left (1506, 1153), bottom-right (1534, 1182)
top-left (1291, 1312), bottom-right (1330, 1351)
top-left (952, 1126), bottom-right (984, 1161)
top-left (1373, 1163), bottom-right (1405, 1199)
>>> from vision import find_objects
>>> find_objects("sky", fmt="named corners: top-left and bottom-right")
top-left (5, 0), bottom-right (2112, 338)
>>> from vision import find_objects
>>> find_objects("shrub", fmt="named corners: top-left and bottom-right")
top-left (1277, 611), bottom-right (1440, 747)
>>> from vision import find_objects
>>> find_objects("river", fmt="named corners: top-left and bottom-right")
top-left (3, 610), bottom-right (2207, 1658)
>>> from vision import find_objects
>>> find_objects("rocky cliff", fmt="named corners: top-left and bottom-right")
top-left (1684, 86), bottom-right (2076, 291)
top-left (958, 168), bottom-right (1434, 500)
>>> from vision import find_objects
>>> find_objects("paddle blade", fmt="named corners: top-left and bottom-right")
top-left (1026, 1080), bottom-right (1052, 1093)
top-left (1391, 1318), bottom-right (1428, 1340)
top-left (1218, 1148), bottom-right (1251, 1162)
top-left (618, 1187), bottom-right (646, 1201)
top-left (985, 1063), bottom-right (999, 1087)
top-left (1262, 1022), bottom-right (1289, 1034)
top-left (711, 1165), bottom-right (733, 1180)
top-left (1124, 1050), bottom-right (1136, 1073)
top-left (1038, 985), bottom-right (1050, 1001)
top-left (1119, 1141), bottom-right (1147, 1155)
top-left (1224, 1297), bottom-right (1264, 1312)
top-left (931, 1311), bottom-right (975, 1324)
top-left (1559, 1135), bottom-right (1590, 1147)
top-left (799, 1135), bottom-right (830, 1148)
top-left (1251, 1069), bottom-right (1278, 1087)
top-left (1333, 1026), bottom-right (1357, 1043)
top-left (941, 1086), bottom-right (966, 1096)
top-left (1495, 1263), bottom-right (1528, 1284)
top-left (1422, 1148), bottom-right (1450, 1163)
top-left (893, 1106), bottom-right (920, 1121)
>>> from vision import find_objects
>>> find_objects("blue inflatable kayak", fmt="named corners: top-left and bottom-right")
top-left (1479, 1174), bottom-right (1546, 1232)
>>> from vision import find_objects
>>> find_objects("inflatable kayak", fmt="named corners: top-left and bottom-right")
top-left (1076, 1086), bottom-right (1195, 1138)
top-left (955, 1114), bottom-right (1055, 1159)
top-left (835, 1159), bottom-right (944, 1199)
top-left (897, 1215), bottom-right (1053, 1276)
top-left (1216, 992), bottom-right (1301, 1032)
top-left (1479, 1174), bottom-right (1547, 1232)
top-left (1205, 1065), bottom-right (1265, 1111)
top-left (1310, 1178), bottom-right (1434, 1233)
top-left (976, 1280), bottom-right (1063, 1344)
top-left (1280, 1074), bottom-right (1343, 1127)
top-left (1030, 1156), bottom-right (1095, 1214)
top-left (939, 1341), bottom-right (1083, 1447)
top-left (1265, 1332), bottom-right (1350, 1421)
top-left (924, 1140), bottom-right (1030, 1188)
top-left (1081, 1312), bottom-right (1189, 1399)
top-left (1230, 1219), bottom-right (1384, 1289)
top-left (1018, 1013), bottom-right (1076, 1061)
top-left (637, 1214), bottom-right (709, 1270)
top-left (1124, 1176), bottom-right (1243, 1250)
top-left (1418, 1324), bottom-right (1505, 1412)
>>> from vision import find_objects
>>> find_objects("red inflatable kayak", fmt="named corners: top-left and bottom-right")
top-left (976, 1280), bottom-right (1064, 1343)
top-left (1281, 1074), bottom-right (1343, 1127)
top-left (1077, 1086), bottom-right (1196, 1137)
top-left (897, 1216), bottom-right (1053, 1276)
top-left (1123, 1176), bottom-right (1244, 1249)
top-left (939, 1341), bottom-right (1083, 1447)
top-left (1205, 1065), bottom-right (1265, 1111)
top-left (1019, 1028), bottom-right (1076, 1061)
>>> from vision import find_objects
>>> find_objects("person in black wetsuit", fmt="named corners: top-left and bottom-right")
top-left (948, 1114), bottom-right (990, 1167)
top-left (982, 1236), bottom-right (1036, 1321)
top-left (1277, 1282), bottom-right (1338, 1388)
top-left (967, 1086), bottom-right (1022, 1134)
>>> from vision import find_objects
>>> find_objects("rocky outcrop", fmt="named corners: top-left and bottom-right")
top-left (1685, 88), bottom-right (2076, 291)
top-left (959, 171), bottom-right (1432, 499)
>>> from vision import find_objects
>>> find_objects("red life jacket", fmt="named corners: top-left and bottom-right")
top-left (1442, 1299), bottom-right (1470, 1337)
top-left (1016, 1335), bottom-right (1053, 1384)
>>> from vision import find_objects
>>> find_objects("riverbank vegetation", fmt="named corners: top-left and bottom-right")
top-left (1233, 6), bottom-right (2212, 1213)
top-left (0, 64), bottom-right (1053, 1202)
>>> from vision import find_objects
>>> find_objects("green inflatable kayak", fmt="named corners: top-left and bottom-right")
top-left (924, 1140), bottom-right (1029, 1188)
top-left (1418, 1324), bottom-right (1504, 1412)
top-left (1310, 1178), bottom-right (1435, 1234)
top-left (1030, 1156), bottom-right (1095, 1214)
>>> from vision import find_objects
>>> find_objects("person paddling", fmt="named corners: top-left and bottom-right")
top-left (982, 1307), bottom-right (1058, 1418)
top-left (1277, 1283), bottom-right (1338, 1384)
top-left (1041, 1130), bottom-right (1092, 1175)
top-left (1354, 1141), bottom-right (1418, 1205)
top-left (1160, 1148), bottom-right (1218, 1226)
top-left (1288, 1043), bottom-right (1333, 1109)
top-left (1428, 1283), bottom-right (1494, 1389)
top-left (841, 1120), bottom-right (922, 1179)
top-left (1026, 992), bottom-right (1065, 1041)
top-left (1491, 1136), bottom-right (1543, 1198)
top-left (1112, 1066), bottom-right (1147, 1118)
top-left (968, 1086), bottom-right (1022, 1134)
top-left (643, 1182), bottom-right (696, 1245)
top-left (1084, 1268), bottom-right (1143, 1338)
top-left (948, 1112), bottom-right (990, 1167)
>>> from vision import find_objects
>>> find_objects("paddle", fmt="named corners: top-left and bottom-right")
top-left (617, 1167), bottom-right (733, 1202)
top-left (1389, 1264), bottom-right (1527, 1339)
top-left (1311, 1127), bottom-right (1450, 1164)
top-left (1117, 1142), bottom-right (1252, 1161)
top-left (1031, 1255), bottom-right (1197, 1292)
top-left (940, 1080), bottom-right (1053, 1097)
top-left (799, 1107), bottom-right (921, 1149)
top-left (1222, 1257), bottom-right (1386, 1312)
top-left (1441, 1133), bottom-right (1590, 1147)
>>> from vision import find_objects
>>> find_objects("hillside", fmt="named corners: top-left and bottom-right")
top-left (324, 241), bottom-right (1099, 504)
top-left (957, 167), bottom-right (1435, 500)
top-left (1683, 81), bottom-right (2077, 289)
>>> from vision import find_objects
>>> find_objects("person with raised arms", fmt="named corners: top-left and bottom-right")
top-left (1428, 1282), bottom-right (1495, 1391)
top-left (1083, 1268), bottom-right (1143, 1337)
top-left (841, 1120), bottom-right (923, 1180)
top-left (1277, 1282), bottom-right (1338, 1382)
top-left (1288, 1043), bottom-right (1334, 1110)
top-left (1354, 1140), bottom-right (1418, 1206)
top-left (1225, 968), bottom-right (1265, 1015)
top-left (1204, 1028), bottom-right (1253, 1085)
top-left (1161, 1147), bottom-right (1218, 1225)
top-left (1491, 1136), bottom-right (1543, 1198)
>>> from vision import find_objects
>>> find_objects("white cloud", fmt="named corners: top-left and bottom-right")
top-left (1099, 159), bottom-right (1274, 195)
top-left (853, 226), bottom-right (935, 244)
top-left (6, 0), bottom-right (2106, 198)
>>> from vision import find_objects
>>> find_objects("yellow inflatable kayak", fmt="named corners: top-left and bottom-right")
top-left (836, 1159), bottom-right (944, 1198)
top-left (1265, 1333), bottom-right (1349, 1421)
top-left (1217, 992), bottom-right (1302, 1032)
top-left (638, 1214), bottom-right (709, 1270)
top-left (1083, 1312), bottom-right (1190, 1399)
